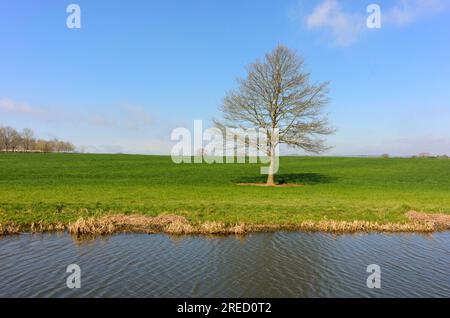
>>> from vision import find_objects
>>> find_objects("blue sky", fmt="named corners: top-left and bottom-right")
top-left (1, 0), bottom-right (449, 155)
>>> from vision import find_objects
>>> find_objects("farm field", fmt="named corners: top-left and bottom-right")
top-left (1, 153), bottom-right (449, 229)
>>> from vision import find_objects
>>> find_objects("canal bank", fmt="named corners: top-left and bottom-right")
top-left (1, 211), bottom-right (449, 236)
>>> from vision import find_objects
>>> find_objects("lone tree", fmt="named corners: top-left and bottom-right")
top-left (215, 45), bottom-right (334, 185)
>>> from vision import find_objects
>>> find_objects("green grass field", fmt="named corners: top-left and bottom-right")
top-left (0, 153), bottom-right (449, 226)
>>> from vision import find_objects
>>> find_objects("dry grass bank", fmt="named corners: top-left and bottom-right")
top-left (1, 211), bottom-right (449, 236)
top-left (406, 211), bottom-right (450, 230)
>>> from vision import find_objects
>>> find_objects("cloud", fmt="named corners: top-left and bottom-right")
top-left (300, 0), bottom-right (448, 46)
top-left (305, 0), bottom-right (365, 46)
top-left (0, 98), bottom-right (48, 117)
top-left (0, 97), bottom-right (183, 154)
top-left (384, 0), bottom-right (447, 26)
top-left (120, 104), bottom-right (153, 131)
top-left (0, 97), bottom-right (153, 131)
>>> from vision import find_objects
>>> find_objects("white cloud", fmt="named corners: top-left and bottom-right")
top-left (385, 0), bottom-right (447, 26)
top-left (304, 0), bottom-right (366, 46)
top-left (0, 97), bottom-right (154, 131)
top-left (0, 98), bottom-right (47, 117)
top-left (301, 0), bottom-right (448, 46)
top-left (120, 104), bottom-right (153, 131)
top-left (0, 97), bottom-right (176, 154)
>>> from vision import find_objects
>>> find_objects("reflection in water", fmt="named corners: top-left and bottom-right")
top-left (0, 232), bottom-right (449, 297)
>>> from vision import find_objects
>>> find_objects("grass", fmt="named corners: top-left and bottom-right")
top-left (0, 153), bottom-right (449, 232)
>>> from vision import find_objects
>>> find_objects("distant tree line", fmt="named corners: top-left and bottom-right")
top-left (413, 153), bottom-right (449, 159)
top-left (0, 125), bottom-right (75, 153)
top-left (381, 153), bottom-right (449, 159)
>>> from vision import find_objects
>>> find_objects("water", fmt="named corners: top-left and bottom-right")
top-left (0, 232), bottom-right (449, 297)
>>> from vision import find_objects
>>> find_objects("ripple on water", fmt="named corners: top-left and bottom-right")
top-left (0, 232), bottom-right (449, 297)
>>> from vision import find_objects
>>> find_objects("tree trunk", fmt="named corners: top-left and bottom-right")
top-left (266, 152), bottom-right (275, 186)
top-left (266, 172), bottom-right (275, 185)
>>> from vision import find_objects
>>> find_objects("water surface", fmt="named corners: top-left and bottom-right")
top-left (0, 232), bottom-right (449, 297)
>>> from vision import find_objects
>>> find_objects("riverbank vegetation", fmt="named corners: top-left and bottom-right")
top-left (0, 153), bottom-right (449, 235)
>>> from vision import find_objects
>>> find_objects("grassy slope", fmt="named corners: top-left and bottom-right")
top-left (0, 153), bottom-right (449, 226)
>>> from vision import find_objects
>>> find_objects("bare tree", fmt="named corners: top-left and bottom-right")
top-left (1, 124), bottom-right (76, 153)
top-left (0, 126), bottom-right (20, 152)
top-left (52, 138), bottom-right (62, 152)
top-left (10, 129), bottom-right (22, 152)
top-left (63, 141), bottom-right (75, 152)
top-left (215, 45), bottom-right (334, 185)
top-left (0, 126), bottom-right (5, 151)
top-left (35, 139), bottom-right (52, 152)
top-left (21, 128), bottom-right (35, 151)
top-left (34, 139), bottom-right (46, 152)
top-left (52, 139), bottom-right (75, 153)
